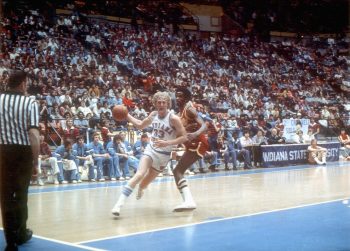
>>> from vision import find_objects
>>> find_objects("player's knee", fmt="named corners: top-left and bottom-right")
top-left (172, 168), bottom-right (182, 179)
top-left (133, 172), bottom-right (144, 182)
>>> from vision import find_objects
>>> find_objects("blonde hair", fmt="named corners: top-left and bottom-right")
top-left (152, 91), bottom-right (171, 108)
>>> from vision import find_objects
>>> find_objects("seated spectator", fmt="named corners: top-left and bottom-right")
top-left (200, 149), bottom-right (220, 172)
top-left (74, 111), bottom-right (90, 136)
top-left (278, 130), bottom-right (287, 144)
top-left (240, 130), bottom-right (255, 165)
top-left (113, 134), bottom-right (131, 180)
top-left (251, 130), bottom-right (268, 167)
top-left (55, 139), bottom-right (78, 183)
top-left (268, 128), bottom-right (286, 145)
top-left (37, 135), bottom-right (61, 185)
top-left (302, 128), bottom-right (316, 144)
top-left (106, 135), bottom-right (122, 181)
top-left (88, 133), bottom-right (111, 182)
top-left (240, 131), bottom-right (254, 147)
top-left (222, 116), bottom-right (240, 141)
top-left (292, 129), bottom-right (304, 144)
top-left (338, 129), bottom-right (350, 160)
top-left (98, 101), bottom-right (112, 118)
top-left (48, 102), bottom-right (63, 122)
top-left (133, 133), bottom-right (149, 159)
top-left (119, 131), bottom-right (139, 175)
top-left (223, 132), bottom-right (252, 170)
top-left (88, 83), bottom-right (100, 98)
top-left (133, 104), bottom-right (148, 119)
top-left (309, 118), bottom-right (321, 139)
top-left (122, 92), bottom-right (135, 109)
top-left (59, 118), bottom-right (80, 144)
top-left (77, 100), bottom-right (93, 117)
top-left (204, 115), bottom-right (221, 153)
top-left (72, 136), bottom-right (95, 182)
top-left (307, 139), bottom-right (327, 165)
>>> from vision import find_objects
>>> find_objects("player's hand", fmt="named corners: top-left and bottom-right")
top-left (186, 132), bottom-right (197, 141)
top-left (185, 123), bottom-right (198, 132)
top-left (153, 140), bottom-right (168, 148)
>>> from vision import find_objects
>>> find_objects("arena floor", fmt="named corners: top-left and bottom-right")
top-left (1, 161), bottom-right (350, 251)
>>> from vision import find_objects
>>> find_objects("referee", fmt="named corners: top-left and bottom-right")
top-left (0, 70), bottom-right (40, 251)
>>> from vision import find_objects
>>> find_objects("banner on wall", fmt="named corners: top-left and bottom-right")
top-left (261, 142), bottom-right (340, 168)
top-left (282, 119), bottom-right (310, 142)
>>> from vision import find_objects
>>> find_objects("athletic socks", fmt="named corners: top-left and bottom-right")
top-left (177, 178), bottom-right (195, 203)
top-left (174, 178), bottom-right (196, 211)
top-left (116, 185), bottom-right (133, 207)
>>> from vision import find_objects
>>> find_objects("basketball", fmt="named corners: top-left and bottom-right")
top-left (112, 105), bottom-right (128, 121)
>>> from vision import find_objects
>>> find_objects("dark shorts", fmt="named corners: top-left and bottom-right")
top-left (184, 134), bottom-right (209, 158)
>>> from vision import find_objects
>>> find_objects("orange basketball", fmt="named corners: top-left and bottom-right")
top-left (112, 105), bottom-right (128, 121)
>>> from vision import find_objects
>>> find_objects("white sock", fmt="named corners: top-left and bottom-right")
top-left (117, 185), bottom-right (133, 207)
top-left (181, 186), bottom-right (195, 204)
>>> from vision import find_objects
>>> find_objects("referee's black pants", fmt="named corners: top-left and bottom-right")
top-left (0, 145), bottom-right (33, 245)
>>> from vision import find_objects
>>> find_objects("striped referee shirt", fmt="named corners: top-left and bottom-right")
top-left (0, 91), bottom-right (39, 146)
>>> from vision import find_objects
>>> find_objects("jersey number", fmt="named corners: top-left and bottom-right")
top-left (153, 129), bottom-right (165, 139)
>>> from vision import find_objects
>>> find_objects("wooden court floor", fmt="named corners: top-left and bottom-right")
top-left (1, 161), bottom-right (350, 250)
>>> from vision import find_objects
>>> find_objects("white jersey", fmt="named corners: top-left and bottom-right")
top-left (150, 110), bottom-right (176, 153)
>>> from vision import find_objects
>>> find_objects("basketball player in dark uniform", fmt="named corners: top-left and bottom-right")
top-left (172, 87), bottom-right (208, 211)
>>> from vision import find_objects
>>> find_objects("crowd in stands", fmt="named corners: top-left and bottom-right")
top-left (1, 2), bottom-right (350, 185)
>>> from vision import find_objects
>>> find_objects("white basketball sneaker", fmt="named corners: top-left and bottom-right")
top-left (111, 204), bottom-right (121, 216)
top-left (173, 201), bottom-right (197, 212)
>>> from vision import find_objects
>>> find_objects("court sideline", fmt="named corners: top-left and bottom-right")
top-left (1, 161), bottom-right (350, 250)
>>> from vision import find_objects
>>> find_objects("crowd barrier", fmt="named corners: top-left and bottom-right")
top-left (261, 142), bottom-right (340, 168)
top-left (43, 118), bottom-right (140, 146)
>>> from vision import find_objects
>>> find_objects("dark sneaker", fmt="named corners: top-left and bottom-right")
top-left (5, 243), bottom-right (18, 251)
top-left (17, 229), bottom-right (33, 245)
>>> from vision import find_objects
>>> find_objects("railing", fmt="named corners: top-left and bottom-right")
top-left (42, 118), bottom-right (141, 147)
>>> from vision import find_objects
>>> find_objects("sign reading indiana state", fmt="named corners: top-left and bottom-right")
top-left (261, 142), bottom-right (340, 168)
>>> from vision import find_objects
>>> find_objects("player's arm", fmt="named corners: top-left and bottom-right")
top-left (186, 106), bottom-right (207, 139)
top-left (127, 111), bottom-right (156, 130)
top-left (153, 115), bottom-right (187, 148)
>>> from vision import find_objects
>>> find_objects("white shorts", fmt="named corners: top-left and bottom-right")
top-left (143, 145), bottom-right (171, 172)
top-left (62, 159), bottom-right (77, 171)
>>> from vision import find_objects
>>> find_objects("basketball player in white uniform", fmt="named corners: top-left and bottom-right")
top-left (111, 91), bottom-right (187, 216)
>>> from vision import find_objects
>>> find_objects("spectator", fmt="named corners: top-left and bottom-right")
top-left (338, 129), bottom-right (350, 160)
top-left (55, 139), bottom-right (78, 183)
top-left (251, 130), bottom-right (267, 167)
top-left (100, 120), bottom-right (114, 147)
top-left (59, 118), bottom-right (80, 143)
top-left (72, 136), bottom-right (95, 182)
top-left (223, 132), bottom-right (252, 170)
top-left (268, 128), bottom-right (285, 145)
top-left (88, 133), bottom-right (110, 182)
top-left (302, 128), bottom-right (316, 144)
top-left (38, 135), bottom-right (61, 185)
top-left (309, 118), bottom-right (321, 139)
top-left (133, 133), bottom-right (149, 159)
top-left (77, 100), bottom-right (93, 117)
top-left (106, 135), bottom-right (122, 181)
top-left (204, 115), bottom-right (220, 153)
